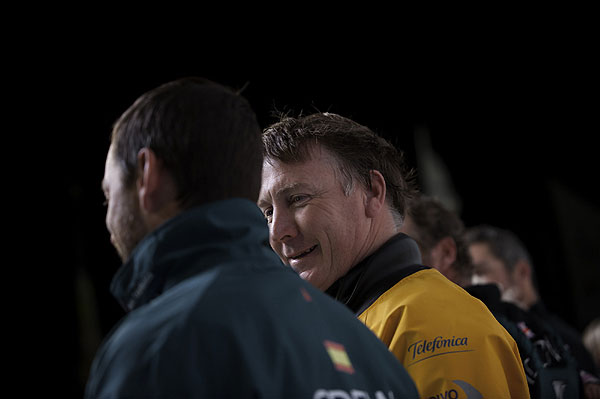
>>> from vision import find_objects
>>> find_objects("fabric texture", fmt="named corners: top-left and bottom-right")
top-left (85, 199), bottom-right (419, 399)
top-left (468, 283), bottom-right (582, 398)
top-left (328, 233), bottom-right (530, 399)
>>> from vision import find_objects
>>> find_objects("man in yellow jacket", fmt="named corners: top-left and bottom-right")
top-left (259, 112), bottom-right (530, 398)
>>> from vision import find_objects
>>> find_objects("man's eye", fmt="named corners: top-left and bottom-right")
top-left (290, 195), bottom-right (308, 204)
top-left (264, 208), bottom-right (273, 220)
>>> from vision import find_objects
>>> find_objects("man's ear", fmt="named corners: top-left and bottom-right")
top-left (513, 259), bottom-right (531, 282)
top-left (365, 170), bottom-right (387, 218)
top-left (432, 236), bottom-right (458, 275)
top-left (136, 148), bottom-right (164, 213)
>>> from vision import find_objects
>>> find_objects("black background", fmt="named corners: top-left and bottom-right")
top-left (36, 31), bottom-right (599, 396)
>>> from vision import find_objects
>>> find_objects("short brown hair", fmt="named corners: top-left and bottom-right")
top-left (406, 195), bottom-right (473, 280)
top-left (262, 112), bottom-right (416, 224)
top-left (111, 77), bottom-right (263, 209)
top-left (464, 225), bottom-right (532, 273)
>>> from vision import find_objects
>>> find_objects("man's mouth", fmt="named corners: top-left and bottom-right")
top-left (289, 245), bottom-right (317, 260)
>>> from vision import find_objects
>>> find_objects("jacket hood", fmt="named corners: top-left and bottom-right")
top-left (110, 198), bottom-right (279, 311)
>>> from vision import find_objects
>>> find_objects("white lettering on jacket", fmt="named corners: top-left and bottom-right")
top-left (313, 389), bottom-right (395, 399)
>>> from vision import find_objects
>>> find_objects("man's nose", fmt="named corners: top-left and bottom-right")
top-left (270, 207), bottom-right (299, 244)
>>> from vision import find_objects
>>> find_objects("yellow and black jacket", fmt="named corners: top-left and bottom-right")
top-left (327, 233), bottom-right (530, 399)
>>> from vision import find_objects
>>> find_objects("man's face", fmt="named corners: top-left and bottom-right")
top-left (102, 145), bottom-right (148, 262)
top-left (468, 242), bottom-right (517, 299)
top-left (258, 146), bottom-right (372, 291)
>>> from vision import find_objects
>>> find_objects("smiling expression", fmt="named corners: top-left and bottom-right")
top-left (258, 146), bottom-right (373, 291)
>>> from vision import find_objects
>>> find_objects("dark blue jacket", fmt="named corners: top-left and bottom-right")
top-left (85, 199), bottom-right (418, 398)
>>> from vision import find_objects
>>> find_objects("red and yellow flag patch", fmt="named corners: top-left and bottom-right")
top-left (300, 287), bottom-right (312, 302)
top-left (324, 340), bottom-right (354, 374)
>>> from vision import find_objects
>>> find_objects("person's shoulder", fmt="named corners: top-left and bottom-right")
top-left (359, 268), bottom-right (454, 321)
top-left (169, 260), bottom-right (346, 327)
top-left (378, 268), bottom-right (478, 305)
top-left (373, 269), bottom-right (511, 330)
top-left (530, 302), bottom-right (585, 341)
top-left (104, 267), bottom-right (228, 344)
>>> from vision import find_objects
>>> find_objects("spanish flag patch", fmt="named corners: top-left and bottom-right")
top-left (300, 287), bottom-right (312, 302)
top-left (324, 340), bottom-right (354, 374)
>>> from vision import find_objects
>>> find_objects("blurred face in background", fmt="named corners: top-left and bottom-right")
top-left (469, 242), bottom-right (521, 304)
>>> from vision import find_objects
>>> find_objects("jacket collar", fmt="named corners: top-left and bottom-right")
top-left (110, 198), bottom-right (278, 312)
top-left (465, 283), bottom-right (503, 313)
top-left (326, 233), bottom-right (427, 314)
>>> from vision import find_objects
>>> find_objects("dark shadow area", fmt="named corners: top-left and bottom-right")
top-left (45, 50), bottom-right (598, 396)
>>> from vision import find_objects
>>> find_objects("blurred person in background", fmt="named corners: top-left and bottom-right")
top-left (466, 223), bottom-right (600, 398)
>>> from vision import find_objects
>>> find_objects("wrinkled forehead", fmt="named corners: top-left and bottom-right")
top-left (269, 143), bottom-right (351, 179)
top-left (267, 143), bottom-right (353, 183)
top-left (265, 142), bottom-right (340, 166)
top-left (259, 146), bottom-right (348, 201)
